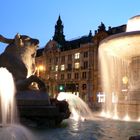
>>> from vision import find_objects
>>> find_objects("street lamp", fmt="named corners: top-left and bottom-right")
top-left (36, 65), bottom-right (44, 76)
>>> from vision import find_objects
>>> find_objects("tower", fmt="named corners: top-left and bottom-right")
top-left (53, 15), bottom-right (65, 44)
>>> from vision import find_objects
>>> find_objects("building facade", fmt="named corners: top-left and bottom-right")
top-left (36, 16), bottom-right (126, 105)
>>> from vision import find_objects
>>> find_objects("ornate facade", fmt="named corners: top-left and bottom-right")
top-left (36, 16), bottom-right (126, 106)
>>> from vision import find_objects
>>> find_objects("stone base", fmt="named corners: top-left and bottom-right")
top-left (16, 91), bottom-right (71, 127)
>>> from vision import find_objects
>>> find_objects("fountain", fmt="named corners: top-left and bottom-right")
top-left (0, 33), bottom-right (70, 127)
top-left (57, 92), bottom-right (93, 121)
top-left (99, 15), bottom-right (140, 121)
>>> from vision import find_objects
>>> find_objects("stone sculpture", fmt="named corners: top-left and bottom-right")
top-left (0, 34), bottom-right (46, 91)
top-left (0, 34), bottom-right (70, 126)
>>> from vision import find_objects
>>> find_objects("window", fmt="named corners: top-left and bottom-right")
top-left (67, 64), bottom-right (72, 71)
top-left (61, 56), bottom-right (65, 63)
top-left (75, 62), bottom-right (80, 69)
top-left (49, 66), bottom-right (51, 71)
top-left (68, 54), bottom-right (72, 61)
top-left (61, 74), bottom-right (65, 80)
top-left (67, 73), bottom-right (71, 79)
top-left (51, 66), bottom-right (54, 71)
top-left (75, 53), bottom-right (80, 59)
top-left (55, 65), bottom-right (58, 71)
top-left (82, 84), bottom-right (87, 90)
top-left (61, 65), bottom-right (65, 71)
top-left (83, 61), bottom-right (88, 69)
top-left (49, 58), bottom-right (51, 63)
top-left (84, 51), bottom-right (88, 58)
top-left (82, 72), bottom-right (87, 79)
top-left (55, 74), bottom-right (58, 80)
top-left (75, 73), bottom-right (79, 79)
top-left (55, 57), bottom-right (58, 63)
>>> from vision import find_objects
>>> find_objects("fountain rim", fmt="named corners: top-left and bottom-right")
top-left (129, 15), bottom-right (140, 20)
top-left (99, 31), bottom-right (140, 59)
top-left (99, 31), bottom-right (140, 46)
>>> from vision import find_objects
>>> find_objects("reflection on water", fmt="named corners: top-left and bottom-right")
top-left (31, 118), bottom-right (140, 140)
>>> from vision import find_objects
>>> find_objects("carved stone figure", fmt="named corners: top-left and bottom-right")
top-left (0, 34), bottom-right (46, 92)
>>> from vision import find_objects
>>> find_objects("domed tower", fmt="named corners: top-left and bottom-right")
top-left (53, 15), bottom-right (65, 45)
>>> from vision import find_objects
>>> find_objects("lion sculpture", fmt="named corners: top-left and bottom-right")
top-left (0, 34), bottom-right (46, 92)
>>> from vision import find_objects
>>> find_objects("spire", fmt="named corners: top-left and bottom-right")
top-left (53, 15), bottom-right (65, 44)
top-left (57, 15), bottom-right (62, 25)
top-left (88, 30), bottom-right (92, 37)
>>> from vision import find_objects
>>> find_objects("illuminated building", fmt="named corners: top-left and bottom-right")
top-left (36, 16), bottom-right (126, 106)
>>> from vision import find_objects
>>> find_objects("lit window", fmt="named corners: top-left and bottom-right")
top-left (55, 65), bottom-right (58, 71)
top-left (55, 74), bottom-right (58, 80)
top-left (61, 65), bottom-right (65, 71)
top-left (75, 62), bottom-right (80, 69)
top-left (51, 66), bottom-right (54, 71)
top-left (75, 53), bottom-right (80, 59)
top-left (47, 75), bottom-right (50, 79)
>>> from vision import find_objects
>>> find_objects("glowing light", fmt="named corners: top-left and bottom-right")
top-left (122, 89), bottom-right (128, 92)
top-left (74, 62), bottom-right (80, 69)
top-left (122, 76), bottom-right (128, 84)
top-left (61, 65), bottom-right (65, 71)
top-left (38, 65), bottom-right (44, 71)
top-left (74, 53), bottom-right (80, 59)
top-left (55, 65), bottom-right (58, 71)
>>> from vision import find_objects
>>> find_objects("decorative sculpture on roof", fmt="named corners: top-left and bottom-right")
top-left (98, 22), bottom-right (106, 32)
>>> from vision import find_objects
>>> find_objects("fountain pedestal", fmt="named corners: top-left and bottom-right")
top-left (16, 91), bottom-right (71, 126)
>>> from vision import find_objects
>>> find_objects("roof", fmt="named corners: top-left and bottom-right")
top-left (60, 35), bottom-right (92, 51)
top-left (36, 48), bottom-right (44, 57)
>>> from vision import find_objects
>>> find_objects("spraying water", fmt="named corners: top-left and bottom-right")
top-left (0, 68), bottom-right (17, 126)
top-left (57, 92), bottom-right (93, 121)
top-left (0, 68), bottom-right (35, 140)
